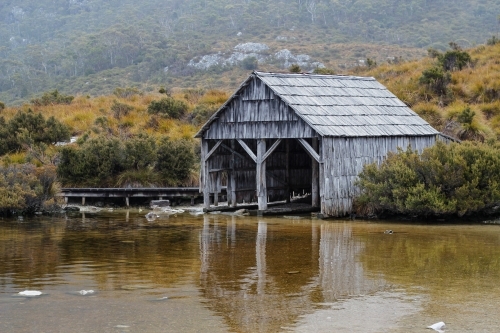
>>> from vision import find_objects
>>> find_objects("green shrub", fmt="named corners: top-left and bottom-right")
top-left (314, 67), bottom-right (336, 75)
top-left (419, 66), bottom-right (451, 95)
top-left (486, 36), bottom-right (499, 46)
top-left (3, 109), bottom-right (70, 153)
top-left (155, 138), bottom-right (196, 185)
top-left (289, 64), bottom-right (302, 73)
top-left (189, 103), bottom-right (218, 126)
top-left (147, 97), bottom-right (188, 119)
top-left (31, 90), bottom-right (74, 106)
top-left (241, 56), bottom-right (258, 70)
top-left (110, 100), bottom-right (134, 119)
top-left (355, 142), bottom-right (500, 217)
top-left (0, 164), bottom-right (61, 215)
top-left (123, 134), bottom-right (156, 170)
top-left (58, 136), bottom-right (124, 186)
top-left (57, 134), bottom-right (196, 187)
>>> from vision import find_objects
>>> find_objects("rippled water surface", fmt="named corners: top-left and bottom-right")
top-left (1, 210), bottom-right (500, 332)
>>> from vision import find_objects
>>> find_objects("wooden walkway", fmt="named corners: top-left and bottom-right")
top-left (60, 187), bottom-right (226, 206)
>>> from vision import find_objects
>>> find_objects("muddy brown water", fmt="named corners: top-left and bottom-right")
top-left (1, 210), bottom-right (500, 333)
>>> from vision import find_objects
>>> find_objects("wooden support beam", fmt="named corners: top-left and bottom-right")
top-left (213, 172), bottom-right (220, 206)
top-left (318, 139), bottom-right (325, 214)
top-left (201, 140), bottom-right (211, 208)
top-left (297, 138), bottom-right (321, 163)
top-left (237, 139), bottom-right (257, 163)
top-left (204, 140), bottom-right (223, 162)
top-left (220, 143), bottom-right (246, 160)
top-left (311, 138), bottom-right (320, 208)
top-left (82, 197), bottom-right (85, 206)
top-left (262, 139), bottom-right (282, 162)
top-left (125, 197), bottom-right (130, 207)
top-left (230, 140), bottom-right (237, 207)
top-left (256, 139), bottom-right (267, 210)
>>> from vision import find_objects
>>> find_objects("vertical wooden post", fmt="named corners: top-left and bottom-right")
top-left (226, 171), bottom-right (232, 207)
top-left (82, 197), bottom-right (85, 206)
top-left (214, 172), bottom-right (220, 206)
top-left (311, 138), bottom-right (320, 208)
top-left (191, 196), bottom-right (195, 206)
top-left (256, 139), bottom-right (267, 211)
top-left (285, 139), bottom-right (291, 203)
top-left (125, 197), bottom-right (130, 207)
top-left (318, 138), bottom-right (325, 215)
top-left (230, 140), bottom-right (237, 207)
top-left (64, 197), bottom-right (68, 204)
top-left (201, 139), bottom-right (210, 208)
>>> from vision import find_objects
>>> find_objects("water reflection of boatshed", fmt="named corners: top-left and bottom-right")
top-left (195, 71), bottom-right (441, 217)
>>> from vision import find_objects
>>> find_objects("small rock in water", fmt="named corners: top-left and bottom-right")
top-left (79, 290), bottom-right (95, 295)
top-left (233, 209), bottom-right (248, 216)
top-left (384, 229), bottom-right (393, 234)
top-left (145, 212), bottom-right (159, 221)
top-left (18, 290), bottom-right (42, 296)
top-left (427, 321), bottom-right (445, 332)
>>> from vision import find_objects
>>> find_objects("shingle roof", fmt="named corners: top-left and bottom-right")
top-left (195, 71), bottom-right (439, 138)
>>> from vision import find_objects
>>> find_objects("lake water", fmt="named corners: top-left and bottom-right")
top-left (1, 209), bottom-right (500, 333)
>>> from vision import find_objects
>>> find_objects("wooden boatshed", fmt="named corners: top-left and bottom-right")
top-left (195, 71), bottom-right (441, 217)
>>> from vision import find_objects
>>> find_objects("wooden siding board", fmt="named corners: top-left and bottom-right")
top-left (320, 136), bottom-right (437, 216)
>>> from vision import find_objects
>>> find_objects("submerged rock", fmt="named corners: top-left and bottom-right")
top-left (18, 290), bottom-right (42, 296)
top-left (427, 321), bottom-right (446, 332)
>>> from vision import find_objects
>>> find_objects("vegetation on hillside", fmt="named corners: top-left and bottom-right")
top-left (1, 0), bottom-right (499, 104)
top-left (0, 88), bottom-right (229, 196)
top-left (351, 41), bottom-right (500, 142)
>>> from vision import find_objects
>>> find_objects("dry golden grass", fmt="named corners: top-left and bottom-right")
top-left (1, 89), bottom-right (229, 142)
top-left (353, 42), bottom-right (500, 141)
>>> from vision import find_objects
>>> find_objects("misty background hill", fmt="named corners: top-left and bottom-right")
top-left (1, 0), bottom-right (499, 104)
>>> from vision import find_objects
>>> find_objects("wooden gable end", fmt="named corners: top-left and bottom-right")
top-left (203, 76), bottom-right (318, 139)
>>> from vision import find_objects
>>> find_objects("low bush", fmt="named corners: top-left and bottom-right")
top-left (57, 134), bottom-right (196, 187)
top-left (0, 164), bottom-right (61, 216)
top-left (147, 97), bottom-right (188, 119)
top-left (355, 141), bottom-right (500, 218)
top-left (31, 90), bottom-right (74, 106)
top-left (0, 109), bottom-right (70, 155)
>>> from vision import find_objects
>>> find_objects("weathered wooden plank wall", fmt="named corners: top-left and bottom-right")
top-left (321, 135), bottom-right (438, 216)
top-left (203, 77), bottom-right (318, 140)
